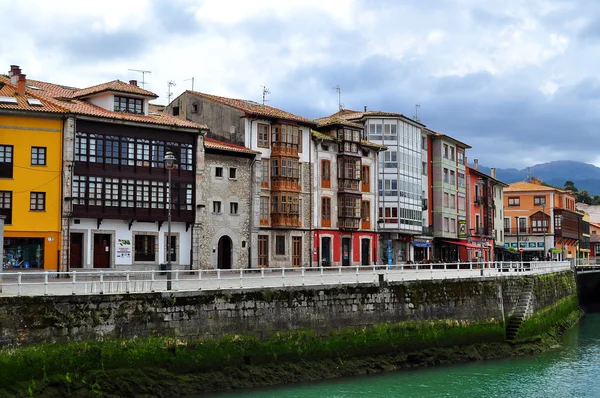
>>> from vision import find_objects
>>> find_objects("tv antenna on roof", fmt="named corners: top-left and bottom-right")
top-left (261, 85), bottom-right (271, 105)
top-left (184, 77), bottom-right (195, 91)
top-left (332, 85), bottom-right (343, 111)
top-left (128, 69), bottom-right (152, 89)
top-left (414, 103), bottom-right (421, 122)
top-left (167, 80), bottom-right (176, 103)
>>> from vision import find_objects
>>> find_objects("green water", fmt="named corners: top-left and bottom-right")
top-left (208, 314), bottom-right (600, 398)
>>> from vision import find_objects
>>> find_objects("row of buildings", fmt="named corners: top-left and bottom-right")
top-left (0, 64), bottom-right (589, 271)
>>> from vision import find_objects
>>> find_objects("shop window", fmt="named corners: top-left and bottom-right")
top-left (134, 235), bottom-right (156, 262)
top-left (3, 237), bottom-right (44, 268)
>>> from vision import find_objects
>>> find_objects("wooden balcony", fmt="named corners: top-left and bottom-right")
top-left (339, 217), bottom-right (360, 230)
top-left (271, 180), bottom-right (301, 191)
top-left (270, 145), bottom-right (299, 157)
top-left (271, 214), bottom-right (301, 227)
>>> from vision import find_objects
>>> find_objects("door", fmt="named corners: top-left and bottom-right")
top-left (361, 238), bottom-right (370, 265)
top-left (217, 235), bottom-right (232, 269)
top-left (70, 233), bottom-right (83, 268)
top-left (93, 234), bottom-right (111, 268)
top-left (292, 236), bottom-right (302, 267)
top-left (342, 237), bottom-right (351, 266)
top-left (258, 235), bottom-right (269, 267)
top-left (321, 237), bottom-right (331, 266)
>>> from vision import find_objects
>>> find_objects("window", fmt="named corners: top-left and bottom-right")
top-left (361, 165), bottom-right (370, 192)
top-left (534, 196), bottom-right (546, 206)
top-left (229, 167), bottom-right (237, 179)
top-left (230, 202), bottom-right (238, 214)
top-left (276, 236), bottom-right (286, 255)
top-left (114, 96), bottom-right (143, 115)
top-left (298, 129), bottom-right (303, 153)
top-left (0, 191), bottom-right (12, 224)
top-left (422, 162), bottom-right (427, 175)
top-left (258, 236), bottom-right (269, 267)
top-left (444, 217), bottom-right (449, 232)
top-left (31, 147), bottom-right (46, 166)
top-left (134, 235), bottom-right (155, 262)
top-left (213, 201), bottom-right (222, 213)
top-left (443, 192), bottom-right (449, 208)
top-left (383, 151), bottom-right (397, 168)
top-left (322, 197), bottom-right (331, 226)
top-left (450, 218), bottom-right (456, 233)
top-left (443, 144), bottom-right (449, 158)
top-left (0, 145), bottom-right (13, 178)
top-left (322, 160), bottom-right (331, 188)
top-left (449, 170), bottom-right (455, 185)
top-left (166, 235), bottom-right (177, 262)
top-left (192, 103), bottom-right (198, 113)
top-left (458, 193), bottom-right (466, 211)
top-left (361, 200), bottom-right (370, 228)
top-left (457, 149), bottom-right (464, 165)
top-left (215, 167), bottom-right (223, 178)
top-left (260, 197), bottom-right (269, 225)
top-left (271, 124), bottom-right (300, 151)
top-left (508, 197), bottom-right (520, 207)
top-left (504, 218), bottom-right (510, 232)
top-left (30, 192), bottom-right (45, 211)
top-left (261, 161), bottom-right (269, 188)
top-left (450, 194), bottom-right (456, 209)
top-left (421, 136), bottom-right (427, 150)
top-left (458, 172), bottom-right (465, 188)
top-left (443, 168), bottom-right (449, 183)
top-left (172, 106), bottom-right (180, 116)
top-left (258, 124), bottom-right (270, 148)
top-left (450, 147), bottom-right (455, 161)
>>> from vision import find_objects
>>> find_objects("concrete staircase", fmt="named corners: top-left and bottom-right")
top-left (506, 278), bottom-right (534, 341)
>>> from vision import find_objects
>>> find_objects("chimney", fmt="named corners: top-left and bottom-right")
top-left (531, 177), bottom-right (541, 185)
top-left (364, 105), bottom-right (367, 112)
top-left (129, 80), bottom-right (138, 87)
top-left (491, 168), bottom-right (496, 179)
top-left (17, 74), bottom-right (26, 95)
top-left (9, 65), bottom-right (21, 85)
top-left (474, 159), bottom-right (479, 170)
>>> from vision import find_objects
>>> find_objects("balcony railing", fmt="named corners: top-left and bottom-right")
top-left (504, 227), bottom-right (549, 235)
top-left (420, 226), bottom-right (433, 236)
top-left (270, 214), bottom-right (301, 227)
top-left (338, 179), bottom-right (360, 191)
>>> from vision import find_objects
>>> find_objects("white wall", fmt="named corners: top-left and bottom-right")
top-left (69, 218), bottom-right (190, 269)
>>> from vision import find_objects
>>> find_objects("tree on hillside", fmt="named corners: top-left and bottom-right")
top-left (578, 190), bottom-right (592, 205)
top-left (564, 180), bottom-right (578, 193)
top-left (593, 195), bottom-right (600, 205)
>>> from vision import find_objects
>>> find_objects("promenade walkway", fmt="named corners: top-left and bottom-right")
top-left (0, 261), bottom-right (571, 297)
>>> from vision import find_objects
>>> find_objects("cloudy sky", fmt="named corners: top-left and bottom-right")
top-left (1, 0), bottom-right (598, 169)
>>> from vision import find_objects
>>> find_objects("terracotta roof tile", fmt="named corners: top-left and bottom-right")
top-left (314, 116), bottom-right (364, 129)
top-left (504, 181), bottom-right (570, 193)
top-left (204, 137), bottom-right (259, 154)
top-left (73, 80), bottom-right (158, 98)
top-left (0, 76), bottom-right (67, 114)
top-left (188, 90), bottom-right (315, 125)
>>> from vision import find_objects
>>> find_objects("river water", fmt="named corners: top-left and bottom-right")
top-left (207, 314), bottom-right (600, 398)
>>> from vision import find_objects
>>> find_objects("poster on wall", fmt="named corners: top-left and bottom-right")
top-left (458, 220), bottom-right (467, 238)
top-left (117, 239), bottom-right (132, 258)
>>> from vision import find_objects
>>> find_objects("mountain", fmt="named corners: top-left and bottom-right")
top-left (476, 161), bottom-right (600, 196)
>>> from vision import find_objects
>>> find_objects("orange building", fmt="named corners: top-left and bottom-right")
top-left (503, 178), bottom-right (580, 261)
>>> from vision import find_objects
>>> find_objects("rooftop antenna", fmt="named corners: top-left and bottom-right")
top-left (184, 77), bottom-right (195, 91)
top-left (128, 69), bottom-right (152, 89)
top-left (261, 85), bottom-right (271, 105)
top-left (332, 85), bottom-right (343, 111)
top-left (414, 103), bottom-right (421, 122)
top-left (167, 80), bottom-right (176, 103)
top-left (526, 167), bottom-right (531, 182)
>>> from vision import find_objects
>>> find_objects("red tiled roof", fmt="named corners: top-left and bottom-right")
top-left (504, 181), bottom-right (570, 193)
top-left (0, 75), bottom-right (206, 130)
top-left (0, 76), bottom-right (68, 114)
top-left (204, 137), bottom-right (259, 154)
top-left (188, 90), bottom-right (315, 125)
top-left (73, 80), bottom-right (158, 98)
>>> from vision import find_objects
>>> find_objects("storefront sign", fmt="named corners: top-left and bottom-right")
top-left (117, 239), bottom-right (132, 258)
top-left (458, 220), bottom-right (467, 238)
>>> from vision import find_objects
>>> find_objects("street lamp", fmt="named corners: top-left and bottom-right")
top-left (164, 150), bottom-right (176, 291)
top-left (541, 199), bottom-right (546, 261)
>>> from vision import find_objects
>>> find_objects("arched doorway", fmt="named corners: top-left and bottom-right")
top-left (217, 235), bottom-right (232, 269)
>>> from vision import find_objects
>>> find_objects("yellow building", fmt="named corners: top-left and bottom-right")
top-left (1, 69), bottom-right (66, 270)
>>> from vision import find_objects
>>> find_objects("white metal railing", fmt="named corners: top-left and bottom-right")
top-left (0, 261), bottom-right (572, 297)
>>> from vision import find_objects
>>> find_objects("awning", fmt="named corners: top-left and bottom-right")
top-left (412, 241), bottom-right (431, 248)
top-left (441, 239), bottom-right (489, 250)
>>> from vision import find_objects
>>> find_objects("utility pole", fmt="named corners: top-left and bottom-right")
top-left (167, 80), bottom-right (176, 103)
top-left (128, 69), bottom-right (152, 89)
top-left (261, 85), bottom-right (271, 105)
top-left (414, 103), bottom-right (421, 122)
top-left (184, 77), bottom-right (195, 91)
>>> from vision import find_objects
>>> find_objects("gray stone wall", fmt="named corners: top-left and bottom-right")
top-left (0, 273), bottom-right (576, 348)
top-left (166, 94), bottom-right (246, 146)
top-left (196, 153), bottom-right (254, 269)
top-left (60, 116), bottom-right (76, 271)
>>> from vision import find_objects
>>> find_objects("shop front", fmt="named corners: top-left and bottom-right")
top-left (2, 231), bottom-right (61, 270)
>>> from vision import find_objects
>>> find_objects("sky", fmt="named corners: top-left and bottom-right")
top-left (1, 0), bottom-right (599, 170)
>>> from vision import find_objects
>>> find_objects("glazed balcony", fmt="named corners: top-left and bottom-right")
top-left (270, 214), bottom-right (301, 227)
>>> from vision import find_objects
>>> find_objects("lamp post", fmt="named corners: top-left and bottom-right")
top-left (515, 215), bottom-right (521, 263)
top-left (164, 150), bottom-right (176, 291)
top-left (541, 199), bottom-right (546, 261)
